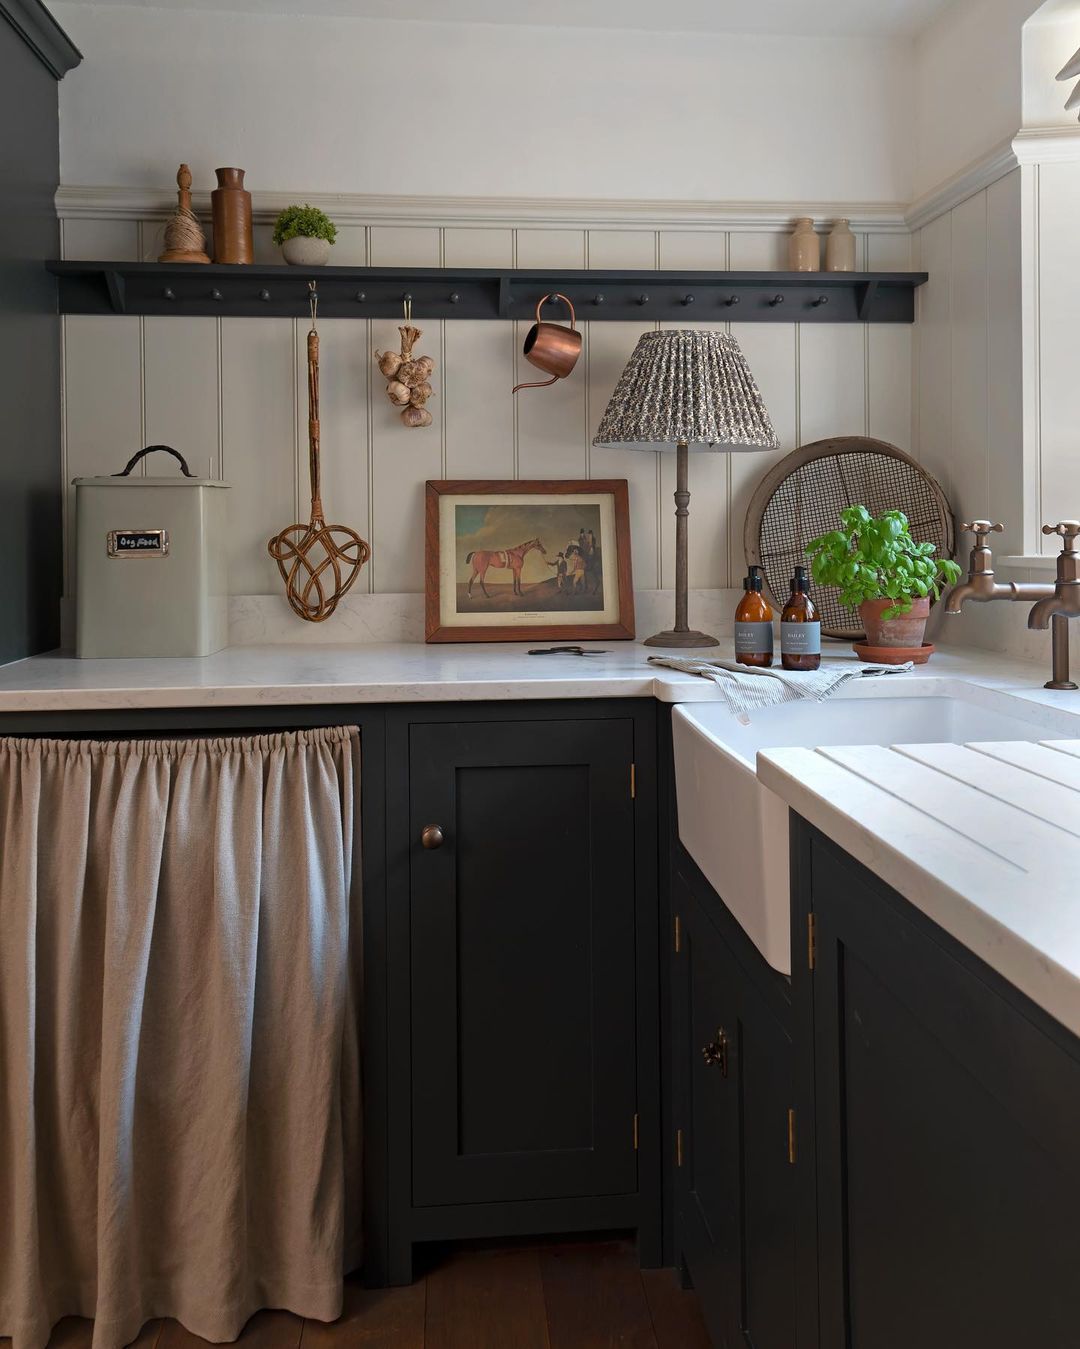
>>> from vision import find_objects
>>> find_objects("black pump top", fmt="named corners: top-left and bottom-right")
top-left (791, 565), bottom-right (811, 594)
top-left (743, 564), bottom-right (764, 592)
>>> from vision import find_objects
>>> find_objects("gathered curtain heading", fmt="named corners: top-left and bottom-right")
top-left (0, 726), bottom-right (363, 1349)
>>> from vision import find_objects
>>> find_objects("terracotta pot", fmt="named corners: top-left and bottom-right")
top-left (859, 595), bottom-right (930, 647)
top-left (282, 236), bottom-right (331, 266)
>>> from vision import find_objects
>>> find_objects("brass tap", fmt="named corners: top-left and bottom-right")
top-left (1027, 522), bottom-right (1080, 691)
top-left (944, 519), bottom-right (1079, 691)
top-left (944, 521), bottom-right (1051, 611)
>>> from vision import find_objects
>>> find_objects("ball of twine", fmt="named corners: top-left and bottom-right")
top-left (162, 206), bottom-right (206, 255)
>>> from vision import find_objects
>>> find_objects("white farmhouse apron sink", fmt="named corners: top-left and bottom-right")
top-left (672, 685), bottom-right (1067, 975)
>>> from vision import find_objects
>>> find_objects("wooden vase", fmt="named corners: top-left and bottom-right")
top-left (211, 167), bottom-right (253, 264)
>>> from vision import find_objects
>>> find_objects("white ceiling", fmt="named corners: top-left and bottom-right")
top-left (52, 0), bottom-right (959, 39)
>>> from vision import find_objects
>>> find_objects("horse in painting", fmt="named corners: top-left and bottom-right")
top-left (465, 537), bottom-right (547, 598)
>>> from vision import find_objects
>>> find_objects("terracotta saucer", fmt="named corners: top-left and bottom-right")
top-left (853, 641), bottom-right (935, 666)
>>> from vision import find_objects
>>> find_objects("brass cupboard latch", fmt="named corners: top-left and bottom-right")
top-left (702, 1028), bottom-right (728, 1077)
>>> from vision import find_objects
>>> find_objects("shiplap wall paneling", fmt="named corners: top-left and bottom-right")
top-left (368, 225), bottom-right (443, 593)
top-left (1034, 161), bottom-right (1080, 543)
top-left (913, 211), bottom-right (952, 494)
top-left (947, 191), bottom-right (990, 531)
top-left (798, 325), bottom-right (867, 445)
top-left (867, 231), bottom-right (914, 452)
top-left (62, 317), bottom-right (142, 595)
top-left (62, 217), bottom-right (139, 263)
top-left (728, 324), bottom-right (798, 583)
top-left (657, 232), bottom-right (726, 270)
top-left (986, 171), bottom-right (1023, 557)
top-left (589, 321), bottom-right (661, 591)
top-left (144, 317), bottom-right (220, 477)
top-left (584, 229), bottom-right (659, 588)
top-left (443, 227), bottom-right (515, 481)
top-left (220, 319), bottom-right (296, 595)
top-left (515, 228), bottom-right (588, 479)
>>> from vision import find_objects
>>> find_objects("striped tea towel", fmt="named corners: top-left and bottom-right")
top-left (648, 654), bottom-right (913, 721)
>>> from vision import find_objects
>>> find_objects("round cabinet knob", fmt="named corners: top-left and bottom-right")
top-left (420, 824), bottom-right (444, 850)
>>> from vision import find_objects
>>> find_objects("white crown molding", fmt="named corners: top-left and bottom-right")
top-left (53, 185), bottom-right (910, 233)
top-left (905, 126), bottom-right (1080, 232)
top-left (1012, 125), bottom-right (1080, 165)
top-left (905, 138), bottom-right (1019, 232)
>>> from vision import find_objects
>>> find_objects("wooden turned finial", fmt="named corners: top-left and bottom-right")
top-left (159, 161), bottom-right (211, 264)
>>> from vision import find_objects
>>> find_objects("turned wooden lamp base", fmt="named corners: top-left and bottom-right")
top-left (644, 438), bottom-right (721, 650)
top-left (644, 628), bottom-right (719, 648)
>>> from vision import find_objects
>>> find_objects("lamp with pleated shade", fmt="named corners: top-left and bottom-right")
top-left (593, 328), bottom-right (779, 647)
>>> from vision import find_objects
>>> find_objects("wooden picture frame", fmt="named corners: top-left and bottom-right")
top-left (425, 479), bottom-right (635, 643)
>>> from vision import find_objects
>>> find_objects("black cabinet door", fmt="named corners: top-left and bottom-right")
top-left (410, 718), bottom-right (638, 1208)
top-left (808, 832), bottom-right (1080, 1349)
top-left (674, 876), bottom-right (740, 1343)
top-left (674, 864), bottom-right (797, 1349)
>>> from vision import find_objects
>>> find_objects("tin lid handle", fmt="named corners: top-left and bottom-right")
top-left (113, 445), bottom-right (196, 479)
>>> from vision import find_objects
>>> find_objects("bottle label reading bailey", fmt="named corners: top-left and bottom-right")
top-left (781, 622), bottom-right (821, 656)
top-left (734, 622), bottom-right (774, 655)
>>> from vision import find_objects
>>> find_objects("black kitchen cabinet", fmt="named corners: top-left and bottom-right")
top-left (798, 821), bottom-right (1080, 1349)
top-left (672, 849), bottom-right (799, 1349)
top-left (386, 701), bottom-right (660, 1283)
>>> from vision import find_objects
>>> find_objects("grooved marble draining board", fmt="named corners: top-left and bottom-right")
top-left (757, 740), bottom-right (1080, 1037)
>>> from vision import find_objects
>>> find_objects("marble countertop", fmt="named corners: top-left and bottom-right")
top-left (0, 639), bottom-right (1077, 712)
top-left (758, 737), bottom-right (1080, 1037)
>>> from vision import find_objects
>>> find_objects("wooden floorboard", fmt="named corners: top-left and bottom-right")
top-left (301, 1276), bottom-right (426, 1348)
top-left (640, 1269), bottom-right (712, 1349)
top-left (157, 1310), bottom-right (303, 1349)
top-left (425, 1247), bottom-right (550, 1349)
top-left (540, 1240), bottom-right (657, 1349)
top-left (21, 1241), bottom-right (706, 1348)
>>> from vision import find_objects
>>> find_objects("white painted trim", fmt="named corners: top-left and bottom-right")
top-left (1012, 126), bottom-right (1080, 165)
top-left (53, 185), bottom-right (910, 234)
top-left (905, 138), bottom-right (1019, 231)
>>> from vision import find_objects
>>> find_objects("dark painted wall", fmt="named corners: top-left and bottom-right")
top-left (0, 4), bottom-right (78, 662)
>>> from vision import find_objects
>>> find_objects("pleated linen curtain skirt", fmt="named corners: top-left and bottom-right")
top-left (0, 727), bottom-right (363, 1349)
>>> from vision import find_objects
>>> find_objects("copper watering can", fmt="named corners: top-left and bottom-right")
top-left (513, 293), bottom-right (581, 393)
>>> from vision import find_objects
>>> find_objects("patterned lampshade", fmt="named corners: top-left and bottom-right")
top-left (592, 328), bottom-right (779, 452)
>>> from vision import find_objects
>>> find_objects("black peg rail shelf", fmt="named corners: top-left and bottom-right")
top-left (47, 262), bottom-right (927, 323)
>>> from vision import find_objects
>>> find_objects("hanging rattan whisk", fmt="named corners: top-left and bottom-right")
top-left (267, 282), bottom-right (370, 621)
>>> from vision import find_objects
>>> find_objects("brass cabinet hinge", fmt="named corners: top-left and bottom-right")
top-left (807, 912), bottom-right (816, 971)
top-left (674, 914), bottom-right (681, 954)
top-left (630, 762), bottom-right (636, 799)
top-left (676, 1127), bottom-right (684, 1168)
top-left (788, 1108), bottom-right (797, 1165)
top-left (633, 1113), bottom-right (639, 1150)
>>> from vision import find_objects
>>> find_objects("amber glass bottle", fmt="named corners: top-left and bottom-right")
top-left (780, 565), bottom-right (822, 670)
top-left (735, 565), bottom-right (774, 667)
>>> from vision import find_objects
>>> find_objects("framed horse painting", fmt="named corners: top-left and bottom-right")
top-left (425, 479), bottom-right (635, 643)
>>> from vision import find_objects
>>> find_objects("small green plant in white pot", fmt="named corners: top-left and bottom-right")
top-left (273, 204), bottom-right (337, 266)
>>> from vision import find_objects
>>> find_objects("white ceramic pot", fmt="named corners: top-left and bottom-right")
top-left (281, 236), bottom-right (331, 266)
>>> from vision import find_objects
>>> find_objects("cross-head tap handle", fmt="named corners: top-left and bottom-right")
top-left (1043, 521), bottom-right (1080, 546)
top-left (961, 521), bottom-right (1004, 545)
